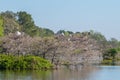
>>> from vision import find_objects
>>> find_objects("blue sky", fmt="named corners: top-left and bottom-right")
top-left (0, 0), bottom-right (120, 40)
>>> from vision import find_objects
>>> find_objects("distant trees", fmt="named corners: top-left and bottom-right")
top-left (1, 11), bottom-right (16, 19)
top-left (0, 11), bottom-right (54, 37)
top-left (108, 38), bottom-right (120, 48)
top-left (89, 30), bottom-right (109, 50)
top-left (39, 28), bottom-right (54, 37)
top-left (89, 30), bottom-right (106, 42)
top-left (57, 30), bottom-right (73, 36)
top-left (1, 11), bottom-right (120, 65)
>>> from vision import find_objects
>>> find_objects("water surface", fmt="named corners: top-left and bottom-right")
top-left (0, 66), bottom-right (120, 80)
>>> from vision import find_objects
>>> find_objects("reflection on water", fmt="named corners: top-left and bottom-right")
top-left (0, 70), bottom-right (51, 80)
top-left (0, 65), bottom-right (120, 80)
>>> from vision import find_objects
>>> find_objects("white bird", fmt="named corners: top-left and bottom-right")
top-left (16, 31), bottom-right (21, 36)
top-left (61, 32), bottom-right (64, 36)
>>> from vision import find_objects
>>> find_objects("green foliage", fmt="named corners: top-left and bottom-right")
top-left (0, 16), bottom-right (4, 36)
top-left (108, 38), bottom-right (120, 48)
top-left (17, 11), bottom-right (54, 37)
top-left (89, 30), bottom-right (106, 41)
top-left (103, 48), bottom-right (117, 60)
top-left (57, 30), bottom-right (73, 36)
top-left (116, 47), bottom-right (120, 53)
top-left (17, 11), bottom-right (36, 36)
top-left (1, 11), bottom-right (16, 19)
top-left (39, 28), bottom-right (54, 37)
top-left (102, 48), bottom-right (118, 65)
top-left (1, 11), bottom-right (20, 34)
top-left (57, 30), bottom-right (65, 34)
top-left (0, 11), bottom-right (54, 37)
top-left (101, 60), bottom-right (113, 65)
top-left (0, 54), bottom-right (53, 70)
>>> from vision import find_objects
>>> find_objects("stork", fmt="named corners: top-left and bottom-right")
top-left (16, 31), bottom-right (21, 36)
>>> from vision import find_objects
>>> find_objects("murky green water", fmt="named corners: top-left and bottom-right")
top-left (0, 66), bottom-right (120, 80)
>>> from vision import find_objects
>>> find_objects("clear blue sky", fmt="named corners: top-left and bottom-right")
top-left (0, 0), bottom-right (120, 40)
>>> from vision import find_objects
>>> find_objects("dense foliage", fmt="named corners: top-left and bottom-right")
top-left (0, 11), bottom-right (54, 37)
top-left (1, 10), bottom-right (120, 67)
top-left (0, 54), bottom-right (52, 70)
top-left (102, 48), bottom-right (118, 65)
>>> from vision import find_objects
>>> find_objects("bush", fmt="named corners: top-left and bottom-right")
top-left (0, 54), bottom-right (53, 70)
top-left (103, 48), bottom-right (117, 60)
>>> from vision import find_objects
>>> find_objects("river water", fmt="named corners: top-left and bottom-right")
top-left (0, 66), bottom-right (120, 80)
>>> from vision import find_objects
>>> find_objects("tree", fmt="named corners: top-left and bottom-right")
top-left (108, 38), bottom-right (120, 48)
top-left (56, 30), bottom-right (73, 36)
top-left (1, 11), bottom-right (20, 35)
top-left (57, 30), bottom-right (65, 35)
top-left (1, 11), bottom-right (16, 19)
top-left (17, 11), bottom-right (36, 36)
top-left (39, 28), bottom-right (54, 37)
top-left (89, 30), bottom-right (108, 50)
top-left (2, 33), bottom-right (37, 55)
top-left (38, 37), bottom-right (55, 59)
top-left (103, 48), bottom-right (117, 60)
top-left (89, 30), bottom-right (106, 41)
top-left (0, 11), bottom-right (54, 37)
top-left (0, 16), bottom-right (4, 36)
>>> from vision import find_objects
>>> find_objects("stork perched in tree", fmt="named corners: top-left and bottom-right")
top-left (16, 31), bottom-right (21, 36)
top-left (61, 32), bottom-right (64, 36)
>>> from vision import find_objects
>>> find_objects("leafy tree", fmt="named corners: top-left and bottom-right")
top-left (17, 11), bottom-right (36, 36)
top-left (103, 48), bottom-right (117, 60)
top-left (0, 16), bottom-right (4, 36)
top-left (89, 30), bottom-right (106, 41)
top-left (57, 30), bottom-right (73, 36)
top-left (89, 30), bottom-right (108, 50)
top-left (40, 28), bottom-right (54, 37)
top-left (108, 38), bottom-right (120, 48)
top-left (0, 11), bottom-right (54, 37)
top-left (1, 11), bottom-right (20, 35)
top-left (57, 30), bottom-right (65, 34)
top-left (1, 11), bottom-right (16, 19)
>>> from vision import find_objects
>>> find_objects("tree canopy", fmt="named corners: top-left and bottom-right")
top-left (0, 11), bottom-right (54, 37)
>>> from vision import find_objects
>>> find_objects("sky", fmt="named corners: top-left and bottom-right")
top-left (0, 0), bottom-right (120, 40)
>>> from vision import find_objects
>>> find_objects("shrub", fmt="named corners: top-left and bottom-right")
top-left (0, 54), bottom-right (53, 70)
top-left (103, 48), bottom-right (117, 60)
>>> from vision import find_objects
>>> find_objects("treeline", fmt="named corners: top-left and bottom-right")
top-left (0, 11), bottom-right (120, 47)
top-left (0, 11), bottom-right (54, 37)
top-left (0, 11), bottom-right (120, 67)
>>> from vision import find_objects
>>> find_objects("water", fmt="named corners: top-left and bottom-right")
top-left (0, 66), bottom-right (120, 80)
